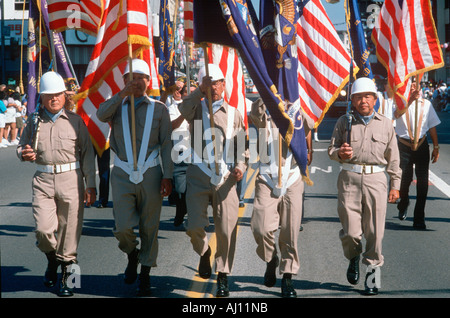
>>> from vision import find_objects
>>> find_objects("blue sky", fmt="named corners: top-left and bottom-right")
top-left (322, 1), bottom-right (347, 30)
top-left (250, 0), bottom-right (347, 30)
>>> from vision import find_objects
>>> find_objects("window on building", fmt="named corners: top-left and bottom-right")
top-left (14, 0), bottom-right (29, 11)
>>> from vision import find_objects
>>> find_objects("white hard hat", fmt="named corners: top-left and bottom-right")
top-left (123, 59), bottom-right (150, 77)
top-left (39, 71), bottom-right (67, 94)
top-left (198, 64), bottom-right (224, 85)
top-left (350, 77), bottom-right (378, 97)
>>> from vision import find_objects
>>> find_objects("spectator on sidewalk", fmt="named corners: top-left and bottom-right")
top-left (0, 91), bottom-right (6, 148)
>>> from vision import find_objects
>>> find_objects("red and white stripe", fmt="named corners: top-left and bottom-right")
top-left (184, 0), bottom-right (194, 42)
top-left (372, 0), bottom-right (444, 111)
top-left (210, 44), bottom-right (248, 129)
top-left (76, 0), bottom-right (159, 155)
top-left (47, 0), bottom-right (105, 36)
top-left (296, 0), bottom-right (352, 127)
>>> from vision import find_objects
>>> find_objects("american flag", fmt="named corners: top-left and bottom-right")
top-left (184, 0), bottom-right (194, 42)
top-left (47, 0), bottom-right (105, 36)
top-left (372, 0), bottom-right (444, 111)
top-left (73, 0), bottom-right (159, 155)
top-left (209, 44), bottom-right (248, 129)
top-left (296, 0), bottom-right (352, 127)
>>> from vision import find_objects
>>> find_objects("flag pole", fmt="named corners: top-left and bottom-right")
top-left (49, 31), bottom-right (57, 72)
top-left (61, 40), bottom-right (79, 87)
top-left (19, 0), bottom-right (26, 95)
top-left (202, 44), bottom-right (220, 175)
top-left (128, 40), bottom-right (138, 171)
top-left (37, 0), bottom-right (42, 90)
top-left (185, 41), bottom-right (190, 92)
top-left (278, 130), bottom-right (282, 188)
top-left (413, 75), bottom-right (419, 150)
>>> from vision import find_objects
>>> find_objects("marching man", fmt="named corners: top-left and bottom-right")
top-left (328, 77), bottom-right (401, 295)
top-left (17, 71), bottom-right (96, 297)
top-left (178, 64), bottom-right (248, 297)
top-left (249, 97), bottom-right (314, 298)
top-left (97, 59), bottom-right (173, 296)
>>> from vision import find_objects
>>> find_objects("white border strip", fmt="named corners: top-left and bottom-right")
top-left (429, 170), bottom-right (450, 198)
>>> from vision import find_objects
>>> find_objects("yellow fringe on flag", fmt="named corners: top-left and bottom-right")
top-left (112, 0), bottom-right (123, 31)
top-left (128, 34), bottom-right (150, 47)
top-left (90, 136), bottom-right (110, 158)
top-left (302, 167), bottom-right (314, 186)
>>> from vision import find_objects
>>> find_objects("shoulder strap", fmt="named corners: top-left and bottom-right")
top-left (121, 98), bottom-right (155, 167)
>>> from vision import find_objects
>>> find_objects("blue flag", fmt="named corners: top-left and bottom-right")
top-left (260, 0), bottom-right (300, 103)
top-left (158, 0), bottom-right (175, 91)
top-left (345, 0), bottom-right (379, 111)
top-left (345, 0), bottom-right (373, 79)
top-left (193, 0), bottom-right (308, 180)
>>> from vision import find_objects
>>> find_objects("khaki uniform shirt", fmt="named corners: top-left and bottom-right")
top-left (178, 88), bottom-right (248, 173)
top-left (17, 108), bottom-right (96, 188)
top-left (328, 112), bottom-right (401, 190)
top-left (97, 94), bottom-right (173, 179)
top-left (249, 101), bottom-right (314, 169)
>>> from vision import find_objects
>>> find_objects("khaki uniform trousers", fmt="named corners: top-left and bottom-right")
top-left (185, 165), bottom-right (239, 274)
top-left (32, 169), bottom-right (85, 263)
top-left (111, 165), bottom-right (163, 267)
top-left (251, 173), bottom-right (304, 275)
top-left (337, 170), bottom-right (387, 267)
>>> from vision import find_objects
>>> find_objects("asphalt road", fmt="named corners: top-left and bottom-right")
top-left (1, 109), bottom-right (450, 307)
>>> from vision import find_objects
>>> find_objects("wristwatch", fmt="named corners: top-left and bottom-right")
top-left (434, 145), bottom-right (440, 150)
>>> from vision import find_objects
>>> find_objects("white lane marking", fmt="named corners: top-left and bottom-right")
top-left (429, 170), bottom-right (450, 198)
top-left (310, 166), bottom-right (333, 173)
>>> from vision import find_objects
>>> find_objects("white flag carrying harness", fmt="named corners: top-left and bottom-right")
top-left (192, 100), bottom-right (235, 186)
top-left (258, 119), bottom-right (300, 198)
top-left (114, 97), bottom-right (160, 184)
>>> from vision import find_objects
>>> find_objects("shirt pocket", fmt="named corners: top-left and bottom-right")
top-left (350, 133), bottom-right (361, 150)
top-left (371, 132), bottom-right (388, 158)
top-left (56, 125), bottom-right (77, 153)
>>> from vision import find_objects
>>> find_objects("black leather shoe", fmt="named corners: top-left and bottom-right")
top-left (124, 248), bottom-right (139, 284)
top-left (198, 246), bottom-right (212, 279)
top-left (364, 270), bottom-right (379, 296)
top-left (398, 208), bottom-right (408, 220)
top-left (136, 265), bottom-right (151, 297)
top-left (44, 251), bottom-right (59, 288)
top-left (264, 255), bottom-right (279, 287)
top-left (216, 272), bottom-right (229, 297)
top-left (58, 262), bottom-right (74, 297)
top-left (397, 200), bottom-right (409, 220)
top-left (413, 222), bottom-right (426, 230)
top-left (281, 274), bottom-right (297, 298)
top-left (347, 255), bottom-right (360, 285)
